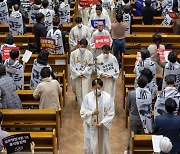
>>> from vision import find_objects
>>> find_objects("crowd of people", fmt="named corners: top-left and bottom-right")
top-left (0, 0), bottom-right (179, 153)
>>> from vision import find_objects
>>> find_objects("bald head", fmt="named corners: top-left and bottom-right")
top-left (98, 21), bottom-right (104, 32)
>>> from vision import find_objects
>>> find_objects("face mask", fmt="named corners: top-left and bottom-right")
top-left (104, 54), bottom-right (109, 58)
top-left (77, 24), bottom-right (82, 28)
top-left (94, 89), bottom-right (102, 95)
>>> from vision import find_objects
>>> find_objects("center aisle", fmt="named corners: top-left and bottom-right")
top-left (59, 75), bottom-right (127, 154)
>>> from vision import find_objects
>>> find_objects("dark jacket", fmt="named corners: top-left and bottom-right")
top-left (142, 6), bottom-right (155, 25)
top-left (153, 113), bottom-right (180, 154)
top-left (33, 23), bottom-right (47, 52)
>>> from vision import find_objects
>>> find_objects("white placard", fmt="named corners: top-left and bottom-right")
top-left (55, 59), bottom-right (66, 65)
top-left (22, 50), bottom-right (32, 63)
top-left (152, 135), bottom-right (163, 153)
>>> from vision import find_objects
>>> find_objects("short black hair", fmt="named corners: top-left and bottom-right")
top-left (141, 68), bottom-right (153, 83)
top-left (96, 5), bottom-right (102, 11)
top-left (37, 50), bottom-right (49, 65)
top-left (123, 5), bottom-right (131, 14)
top-left (35, 13), bottom-right (45, 23)
top-left (153, 33), bottom-right (162, 44)
top-left (165, 74), bottom-right (176, 85)
top-left (102, 44), bottom-right (110, 51)
top-left (4, 34), bottom-right (14, 45)
top-left (0, 112), bottom-right (3, 123)
top-left (137, 75), bottom-right (148, 88)
top-left (116, 13), bottom-right (123, 22)
top-left (10, 50), bottom-right (20, 60)
top-left (14, 4), bottom-right (20, 11)
top-left (168, 51), bottom-right (177, 63)
top-left (0, 64), bottom-right (6, 77)
top-left (123, 0), bottom-right (130, 4)
top-left (80, 39), bottom-right (88, 47)
top-left (42, 0), bottom-right (49, 8)
top-left (40, 67), bottom-right (51, 78)
top-left (141, 48), bottom-right (150, 60)
top-left (75, 17), bottom-right (82, 23)
top-left (92, 78), bottom-right (103, 87)
top-left (165, 98), bottom-right (177, 113)
top-left (145, 0), bottom-right (151, 6)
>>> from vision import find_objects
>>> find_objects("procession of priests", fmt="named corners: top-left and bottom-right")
top-left (0, 0), bottom-right (180, 153)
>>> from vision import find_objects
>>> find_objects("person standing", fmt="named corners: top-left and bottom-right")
top-left (33, 67), bottom-right (62, 111)
top-left (111, 13), bottom-right (127, 68)
top-left (80, 78), bottom-right (115, 154)
top-left (153, 98), bottom-right (180, 154)
top-left (0, 64), bottom-right (22, 109)
top-left (97, 45), bottom-right (119, 98)
top-left (33, 13), bottom-right (47, 53)
top-left (70, 39), bottom-right (93, 105)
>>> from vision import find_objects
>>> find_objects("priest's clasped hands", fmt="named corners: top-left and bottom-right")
top-left (92, 109), bottom-right (103, 128)
top-left (101, 73), bottom-right (113, 78)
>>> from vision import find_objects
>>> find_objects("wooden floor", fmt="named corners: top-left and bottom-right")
top-left (59, 75), bottom-right (128, 154)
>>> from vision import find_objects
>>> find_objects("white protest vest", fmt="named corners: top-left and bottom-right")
top-left (47, 29), bottom-right (65, 54)
top-left (146, 81), bottom-right (157, 100)
top-left (136, 87), bottom-right (152, 133)
top-left (162, 0), bottom-right (173, 16)
top-left (154, 87), bottom-right (180, 119)
top-left (9, 11), bottom-right (24, 35)
top-left (0, 0), bottom-right (8, 24)
top-left (29, 9), bottom-right (39, 24)
top-left (59, 2), bottom-right (70, 24)
top-left (161, 14), bottom-right (172, 25)
top-left (123, 13), bottom-right (131, 34)
top-left (102, 0), bottom-right (111, 10)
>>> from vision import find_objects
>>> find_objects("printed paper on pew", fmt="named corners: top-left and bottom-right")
top-left (55, 60), bottom-right (66, 65)
top-left (152, 135), bottom-right (163, 152)
top-left (22, 50), bottom-right (32, 63)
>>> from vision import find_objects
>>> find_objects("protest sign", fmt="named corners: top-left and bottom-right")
top-left (91, 19), bottom-right (105, 29)
top-left (94, 35), bottom-right (110, 48)
top-left (79, 0), bottom-right (99, 7)
top-left (155, 49), bottom-right (172, 62)
top-left (40, 37), bottom-right (56, 53)
top-left (3, 133), bottom-right (31, 154)
top-left (2, 47), bottom-right (19, 60)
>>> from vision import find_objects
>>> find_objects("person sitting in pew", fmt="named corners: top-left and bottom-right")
top-left (127, 75), bottom-right (152, 134)
top-left (0, 34), bottom-right (16, 63)
top-left (30, 50), bottom-right (54, 90)
top-left (153, 98), bottom-right (180, 154)
top-left (142, 0), bottom-right (155, 25)
top-left (33, 67), bottom-right (62, 111)
top-left (141, 68), bottom-right (158, 100)
top-left (134, 48), bottom-right (156, 84)
top-left (4, 50), bottom-right (24, 90)
top-left (154, 74), bottom-right (180, 118)
top-left (0, 64), bottom-right (22, 109)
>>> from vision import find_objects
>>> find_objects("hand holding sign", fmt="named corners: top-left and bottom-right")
top-left (79, 0), bottom-right (99, 7)
top-left (94, 35), bottom-right (110, 48)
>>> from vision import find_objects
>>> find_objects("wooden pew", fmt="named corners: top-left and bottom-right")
top-left (131, 132), bottom-right (153, 154)
top-left (10, 129), bottom-right (58, 154)
top-left (133, 16), bottom-right (164, 24)
top-left (1, 109), bottom-right (61, 148)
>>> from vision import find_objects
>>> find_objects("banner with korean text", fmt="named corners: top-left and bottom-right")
top-left (94, 35), bottom-right (110, 48)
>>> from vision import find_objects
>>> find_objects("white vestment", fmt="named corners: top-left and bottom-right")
top-left (70, 48), bottom-right (93, 105)
top-left (80, 91), bottom-right (115, 154)
top-left (39, 8), bottom-right (55, 31)
top-left (90, 5), bottom-right (109, 17)
top-left (88, 12), bottom-right (111, 31)
top-left (154, 87), bottom-right (180, 119)
top-left (69, 25), bottom-right (90, 51)
top-left (90, 29), bottom-right (112, 58)
top-left (0, 0), bottom-right (8, 24)
top-left (123, 13), bottom-right (131, 34)
top-left (97, 53), bottom-right (119, 98)
top-left (9, 11), bottom-right (24, 35)
top-left (102, 0), bottom-right (115, 22)
top-left (59, 2), bottom-right (70, 24)
top-left (162, 62), bottom-right (180, 90)
top-left (47, 29), bottom-right (64, 54)
top-left (134, 57), bottom-right (156, 83)
top-left (78, 5), bottom-right (90, 26)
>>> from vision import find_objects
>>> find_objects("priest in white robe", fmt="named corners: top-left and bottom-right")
top-left (70, 39), bottom-right (93, 105)
top-left (9, 5), bottom-right (24, 35)
top-left (90, 21), bottom-right (112, 58)
top-left (39, 0), bottom-right (55, 31)
top-left (97, 45), bottom-right (119, 98)
top-left (80, 78), bottom-right (115, 154)
top-left (69, 17), bottom-right (90, 51)
top-left (59, 0), bottom-right (70, 24)
top-left (77, 4), bottom-right (90, 26)
top-left (88, 5), bottom-right (111, 31)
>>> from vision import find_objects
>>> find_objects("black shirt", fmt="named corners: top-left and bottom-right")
top-left (142, 6), bottom-right (155, 25)
top-left (33, 23), bottom-right (47, 51)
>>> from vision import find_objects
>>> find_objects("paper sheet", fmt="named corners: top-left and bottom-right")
top-left (22, 50), bottom-right (32, 63)
top-left (55, 60), bottom-right (66, 65)
top-left (152, 135), bottom-right (163, 152)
